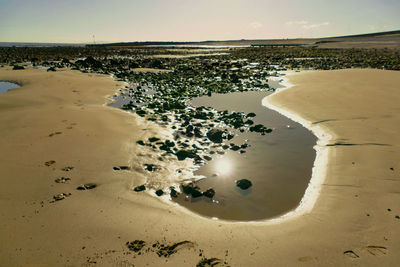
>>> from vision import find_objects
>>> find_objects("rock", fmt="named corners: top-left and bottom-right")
top-left (119, 166), bottom-right (130, 170)
top-left (113, 166), bottom-right (121, 170)
top-left (126, 240), bottom-right (146, 252)
top-left (155, 189), bottom-right (164, 196)
top-left (47, 67), bottom-right (56, 72)
top-left (53, 193), bottom-right (71, 201)
top-left (207, 129), bottom-right (224, 143)
top-left (44, 160), bottom-right (56, 166)
top-left (246, 112), bottom-right (256, 117)
top-left (12, 65), bottom-right (24, 70)
top-left (55, 177), bottom-right (70, 183)
top-left (76, 183), bottom-right (97, 190)
top-left (136, 140), bottom-right (145, 146)
top-left (203, 188), bottom-right (215, 198)
top-left (170, 187), bottom-right (179, 198)
top-left (182, 183), bottom-right (202, 198)
top-left (236, 179), bottom-right (252, 190)
top-left (175, 150), bottom-right (196, 161)
top-left (203, 155), bottom-right (212, 161)
top-left (134, 185), bottom-right (146, 192)
top-left (148, 137), bottom-right (160, 142)
top-left (61, 166), bottom-right (74, 172)
top-left (230, 145), bottom-right (241, 151)
top-left (144, 164), bottom-right (158, 172)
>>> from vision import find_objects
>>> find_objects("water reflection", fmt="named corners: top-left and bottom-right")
top-left (174, 91), bottom-right (317, 221)
top-left (214, 157), bottom-right (233, 176)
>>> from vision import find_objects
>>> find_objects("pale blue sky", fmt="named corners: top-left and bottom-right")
top-left (0, 0), bottom-right (399, 43)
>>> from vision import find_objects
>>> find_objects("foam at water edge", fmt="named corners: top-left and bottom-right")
top-left (127, 71), bottom-right (333, 225)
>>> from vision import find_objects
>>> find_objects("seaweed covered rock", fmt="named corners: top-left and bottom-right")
top-left (206, 129), bottom-right (224, 143)
top-left (236, 179), bottom-right (252, 190)
top-left (133, 184), bottom-right (146, 192)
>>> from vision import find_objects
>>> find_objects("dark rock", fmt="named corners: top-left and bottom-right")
top-left (134, 185), bottom-right (146, 192)
top-left (236, 179), bottom-right (252, 190)
top-left (203, 188), bottom-right (215, 198)
top-left (176, 149), bottom-right (196, 161)
top-left (148, 137), bottom-right (160, 142)
top-left (47, 67), bottom-right (56, 72)
top-left (13, 65), bottom-right (24, 70)
top-left (113, 166), bottom-right (121, 170)
top-left (246, 112), bottom-right (256, 117)
top-left (182, 183), bottom-right (202, 198)
top-left (170, 187), bottom-right (179, 198)
top-left (207, 129), bottom-right (224, 143)
top-left (155, 189), bottom-right (164, 196)
top-left (76, 183), bottom-right (97, 190)
top-left (126, 240), bottom-right (146, 252)
top-left (55, 177), bottom-right (71, 183)
top-left (119, 166), bottom-right (130, 170)
top-left (136, 140), bottom-right (145, 146)
top-left (44, 160), bottom-right (56, 166)
top-left (203, 155), bottom-right (212, 161)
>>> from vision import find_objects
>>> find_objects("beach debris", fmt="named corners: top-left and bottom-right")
top-left (55, 177), bottom-right (71, 183)
top-left (44, 160), bottom-right (56, 166)
top-left (76, 183), bottom-right (97, 190)
top-left (203, 188), bottom-right (215, 198)
top-left (236, 179), bottom-right (252, 190)
top-left (343, 250), bottom-right (359, 258)
top-left (155, 189), bottom-right (164, 196)
top-left (197, 257), bottom-right (223, 267)
top-left (133, 185), bottom-right (146, 192)
top-left (126, 240), bottom-right (146, 252)
top-left (61, 166), bottom-right (74, 172)
top-left (207, 129), bottom-right (224, 143)
top-left (155, 241), bottom-right (194, 258)
top-left (52, 193), bottom-right (71, 202)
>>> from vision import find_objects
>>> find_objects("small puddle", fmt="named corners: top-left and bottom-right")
top-left (0, 81), bottom-right (20, 94)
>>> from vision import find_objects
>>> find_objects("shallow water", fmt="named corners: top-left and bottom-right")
top-left (174, 91), bottom-right (317, 221)
top-left (0, 81), bottom-right (20, 94)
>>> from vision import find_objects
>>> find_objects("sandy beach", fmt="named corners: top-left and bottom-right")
top-left (1, 67), bottom-right (399, 266)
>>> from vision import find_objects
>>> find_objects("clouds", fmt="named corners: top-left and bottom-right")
top-left (249, 21), bottom-right (263, 29)
top-left (286, 20), bottom-right (330, 29)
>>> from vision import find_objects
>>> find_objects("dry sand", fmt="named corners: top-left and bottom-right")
top-left (0, 67), bottom-right (399, 266)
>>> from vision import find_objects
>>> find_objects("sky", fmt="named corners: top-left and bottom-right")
top-left (0, 0), bottom-right (399, 43)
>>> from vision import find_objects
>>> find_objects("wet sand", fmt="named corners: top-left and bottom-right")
top-left (1, 67), bottom-right (400, 266)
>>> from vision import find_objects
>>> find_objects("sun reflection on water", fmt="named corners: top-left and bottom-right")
top-left (214, 157), bottom-right (232, 176)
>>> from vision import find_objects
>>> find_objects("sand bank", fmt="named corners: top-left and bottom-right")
top-left (1, 68), bottom-right (399, 266)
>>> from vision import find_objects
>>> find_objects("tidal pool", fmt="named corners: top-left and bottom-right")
top-left (0, 81), bottom-right (20, 94)
top-left (174, 91), bottom-right (317, 221)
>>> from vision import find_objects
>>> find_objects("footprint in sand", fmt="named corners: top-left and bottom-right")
top-left (363, 245), bottom-right (388, 256)
top-left (344, 250), bottom-right (359, 258)
top-left (344, 245), bottom-right (388, 259)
